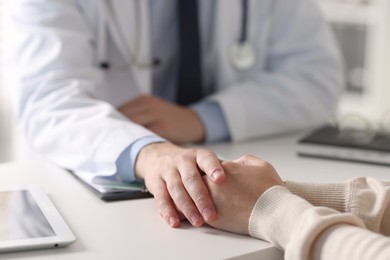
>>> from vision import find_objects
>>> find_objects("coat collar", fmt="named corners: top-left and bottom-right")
top-left (105, 0), bottom-right (152, 93)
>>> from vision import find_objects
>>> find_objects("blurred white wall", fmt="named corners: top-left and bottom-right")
top-left (318, 0), bottom-right (390, 124)
top-left (0, 0), bottom-right (18, 162)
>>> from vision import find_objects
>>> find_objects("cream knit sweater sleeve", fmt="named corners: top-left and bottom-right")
top-left (248, 185), bottom-right (390, 260)
top-left (286, 177), bottom-right (390, 235)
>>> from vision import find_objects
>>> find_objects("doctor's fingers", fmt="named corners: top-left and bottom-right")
top-left (163, 169), bottom-right (205, 227)
top-left (118, 97), bottom-right (146, 113)
top-left (118, 104), bottom-right (155, 125)
top-left (120, 95), bottom-right (167, 112)
top-left (195, 149), bottom-right (225, 184)
top-left (152, 178), bottom-right (181, 228)
top-left (127, 110), bottom-right (157, 127)
top-left (176, 159), bottom-right (217, 223)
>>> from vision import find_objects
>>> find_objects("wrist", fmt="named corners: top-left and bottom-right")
top-left (135, 142), bottom-right (181, 179)
top-left (190, 102), bottom-right (231, 143)
top-left (186, 108), bottom-right (205, 143)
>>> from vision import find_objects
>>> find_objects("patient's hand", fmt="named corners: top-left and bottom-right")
top-left (204, 155), bottom-right (284, 235)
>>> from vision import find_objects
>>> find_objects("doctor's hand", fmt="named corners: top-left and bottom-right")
top-left (135, 142), bottom-right (225, 228)
top-left (118, 95), bottom-right (205, 144)
top-left (204, 155), bottom-right (284, 235)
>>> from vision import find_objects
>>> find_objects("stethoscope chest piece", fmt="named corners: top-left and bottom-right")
top-left (229, 42), bottom-right (256, 70)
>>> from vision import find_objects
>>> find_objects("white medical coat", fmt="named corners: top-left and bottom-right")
top-left (7, 0), bottom-right (343, 176)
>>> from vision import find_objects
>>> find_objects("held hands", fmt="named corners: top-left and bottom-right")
top-left (135, 142), bottom-right (225, 228)
top-left (118, 95), bottom-right (205, 144)
top-left (124, 95), bottom-right (283, 232)
top-left (204, 155), bottom-right (284, 235)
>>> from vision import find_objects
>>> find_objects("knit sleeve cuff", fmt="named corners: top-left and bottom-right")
top-left (248, 186), bottom-right (313, 249)
top-left (248, 186), bottom-right (365, 260)
top-left (285, 180), bottom-right (351, 213)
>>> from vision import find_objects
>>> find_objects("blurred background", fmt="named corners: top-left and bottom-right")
top-left (0, 0), bottom-right (390, 162)
top-left (0, 0), bottom-right (15, 162)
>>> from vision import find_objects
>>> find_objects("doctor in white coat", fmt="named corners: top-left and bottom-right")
top-left (7, 0), bottom-right (343, 228)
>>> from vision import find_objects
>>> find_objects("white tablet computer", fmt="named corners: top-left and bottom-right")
top-left (0, 186), bottom-right (76, 253)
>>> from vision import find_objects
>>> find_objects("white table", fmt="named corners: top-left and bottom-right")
top-left (1, 133), bottom-right (389, 259)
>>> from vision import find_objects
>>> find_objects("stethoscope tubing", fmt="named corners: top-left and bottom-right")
top-left (100, 0), bottom-right (251, 70)
top-left (240, 0), bottom-right (249, 45)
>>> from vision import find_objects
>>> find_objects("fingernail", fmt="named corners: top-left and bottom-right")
top-left (190, 213), bottom-right (202, 226)
top-left (169, 217), bottom-right (177, 227)
top-left (212, 170), bottom-right (223, 181)
top-left (202, 207), bottom-right (214, 221)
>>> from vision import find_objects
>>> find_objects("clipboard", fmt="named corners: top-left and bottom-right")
top-left (69, 171), bottom-right (153, 202)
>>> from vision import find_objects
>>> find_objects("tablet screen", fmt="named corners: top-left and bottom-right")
top-left (0, 186), bottom-right (76, 253)
top-left (0, 190), bottom-right (56, 241)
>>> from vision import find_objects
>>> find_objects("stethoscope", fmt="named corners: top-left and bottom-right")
top-left (229, 0), bottom-right (256, 70)
top-left (100, 0), bottom-right (158, 70)
top-left (99, 0), bottom-right (255, 71)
